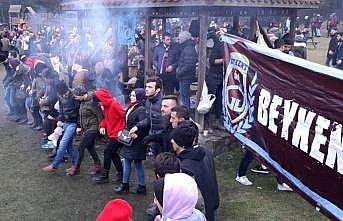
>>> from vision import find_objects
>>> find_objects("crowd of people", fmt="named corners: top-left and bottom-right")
top-left (0, 14), bottom-right (341, 220)
top-left (0, 23), bottom-right (221, 221)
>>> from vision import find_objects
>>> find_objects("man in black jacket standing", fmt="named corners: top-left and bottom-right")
top-left (325, 30), bottom-right (340, 67)
top-left (130, 77), bottom-right (164, 156)
top-left (171, 121), bottom-right (220, 221)
top-left (152, 33), bottom-right (178, 95)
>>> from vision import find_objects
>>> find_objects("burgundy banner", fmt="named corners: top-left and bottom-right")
top-left (222, 34), bottom-right (343, 220)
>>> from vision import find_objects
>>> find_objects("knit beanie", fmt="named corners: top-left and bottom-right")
top-left (178, 31), bottom-right (192, 44)
top-left (153, 178), bottom-right (165, 206)
top-left (96, 199), bottom-right (133, 221)
top-left (171, 123), bottom-right (197, 148)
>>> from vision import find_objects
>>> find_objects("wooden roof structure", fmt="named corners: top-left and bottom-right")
top-left (61, 0), bottom-right (320, 10)
top-left (60, 0), bottom-right (319, 129)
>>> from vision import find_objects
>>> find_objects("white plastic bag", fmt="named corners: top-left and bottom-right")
top-left (197, 80), bottom-right (216, 114)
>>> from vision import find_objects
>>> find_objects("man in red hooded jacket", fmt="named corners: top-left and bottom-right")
top-left (93, 89), bottom-right (126, 184)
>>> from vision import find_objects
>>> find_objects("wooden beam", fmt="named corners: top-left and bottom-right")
top-left (195, 9), bottom-right (208, 132)
top-left (144, 15), bottom-right (152, 77)
top-left (250, 14), bottom-right (257, 40)
top-left (289, 9), bottom-right (297, 42)
top-left (233, 14), bottom-right (239, 34)
top-left (162, 17), bottom-right (166, 34)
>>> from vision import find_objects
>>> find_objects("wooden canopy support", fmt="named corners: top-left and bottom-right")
top-left (195, 9), bottom-right (208, 131)
top-left (289, 8), bottom-right (297, 42)
top-left (144, 15), bottom-right (152, 76)
top-left (249, 9), bottom-right (257, 40)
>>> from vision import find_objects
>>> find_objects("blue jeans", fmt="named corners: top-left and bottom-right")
top-left (179, 79), bottom-right (192, 110)
top-left (123, 158), bottom-right (145, 186)
top-left (5, 85), bottom-right (16, 114)
top-left (52, 122), bottom-right (77, 168)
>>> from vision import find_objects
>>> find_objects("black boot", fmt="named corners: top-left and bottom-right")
top-left (114, 183), bottom-right (129, 194)
top-left (136, 185), bottom-right (147, 195)
top-left (94, 171), bottom-right (109, 184)
top-left (115, 172), bottom-right (123, 183)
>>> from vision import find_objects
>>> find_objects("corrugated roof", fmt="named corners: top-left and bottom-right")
top-left (61, 0), bottom-right (320, 10)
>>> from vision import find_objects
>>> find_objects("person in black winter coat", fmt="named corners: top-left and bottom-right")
top-left (176, 31), bottom-right (198, 109)
top-left (326, 31), bottom-right (340, 66)
top-left (129, 77), bottom-right (164, 156)
top-left (336, 33), bottom-right (343, 70)
top-left (205, 34), bottom-right (224, 129)
top-left (66, 87), bottom-right (104, 176)
top-left (172, 121), bottom-right (220, 221)
top-left (115, 88), bottom-right (149, 194)
top-left (152, 33), bottom-right (179, 95)
top-left (143, 95), bottom-right (178, 153)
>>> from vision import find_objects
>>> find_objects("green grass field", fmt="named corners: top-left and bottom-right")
top-left (214, 143), bottom-right (329, 221)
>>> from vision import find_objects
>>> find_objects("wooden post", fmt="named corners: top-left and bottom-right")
top-left (289, 9), bottom-right (297, 42)
top-left (233, 14), bottom-right (239, 34)
top-left (250, 13), bottom-right (257, 40)
top-left (162, 17), bottom-right (167, 34)
top-left (195, 9), bottom-right (208, 132)
top-left (144, 15), bottom-right (152, 77)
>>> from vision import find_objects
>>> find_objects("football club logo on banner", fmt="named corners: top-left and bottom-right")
top-left (223, 51), bottom-right (257, 134)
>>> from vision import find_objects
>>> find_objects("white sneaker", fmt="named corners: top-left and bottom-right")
top-left (277, 183), bottom-right (293, 191)
top-left (235, 176), bottom-right (253, 186)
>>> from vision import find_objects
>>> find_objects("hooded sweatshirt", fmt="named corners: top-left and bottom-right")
top-left (95, 89), bottom-right (125, 139)
top-left (161, 173), bottom-right (206, 221)
top-left (177, 145), bottom-right (220, 221)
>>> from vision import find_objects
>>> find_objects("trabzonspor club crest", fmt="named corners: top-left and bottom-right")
top-left (224, 52), bottom-right (257, 134)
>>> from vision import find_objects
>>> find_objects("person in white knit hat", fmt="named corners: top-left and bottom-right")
top-left (175, 31), bottom-right (198, 110)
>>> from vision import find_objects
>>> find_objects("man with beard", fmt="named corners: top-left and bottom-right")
top-left (143, 95), bottom-right (178, 153)
top-left (129, 77), bottom-right (164, 156)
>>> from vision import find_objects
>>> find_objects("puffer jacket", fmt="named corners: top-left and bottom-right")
top-left (136, 92), bottom-right (163, 134)
top-left (79, 92), bottom-right (103, 133)
top-left (176, 39), bottom-right (198, 81)
top-left (58, 90), bottom-right (80, 123)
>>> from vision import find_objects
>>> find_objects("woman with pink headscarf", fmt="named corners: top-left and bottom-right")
top-left (153, 173), bottom-right (206, 221)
